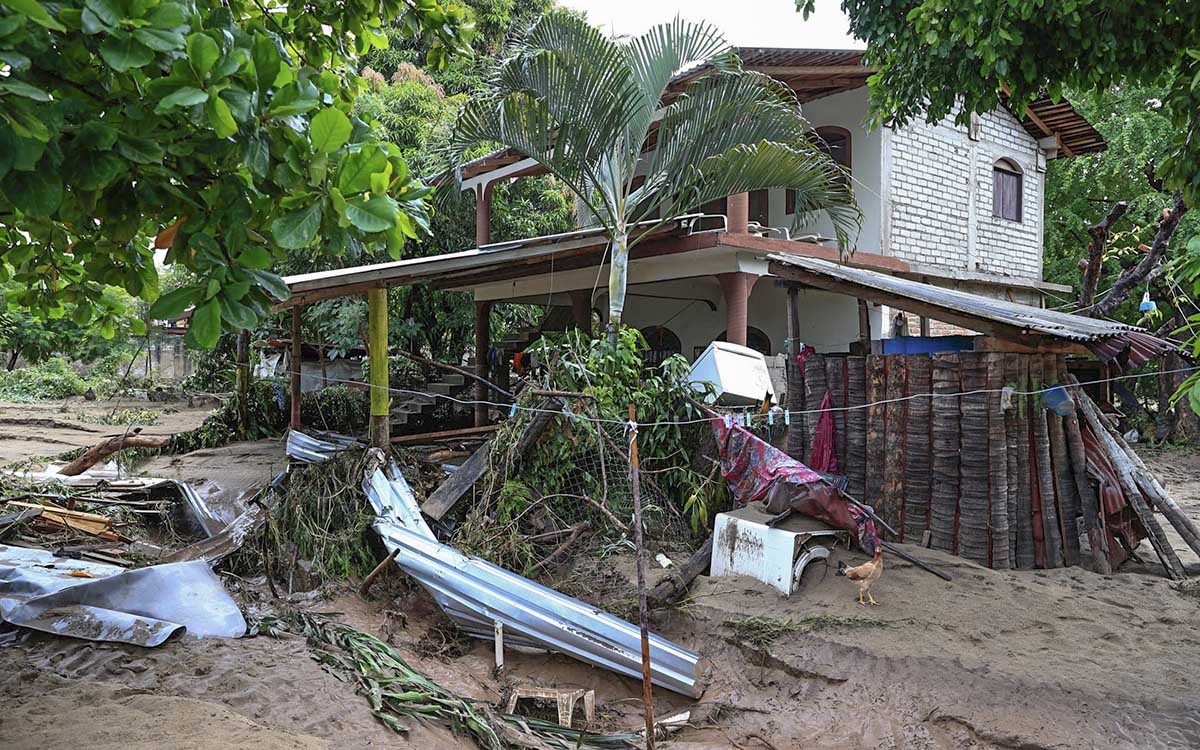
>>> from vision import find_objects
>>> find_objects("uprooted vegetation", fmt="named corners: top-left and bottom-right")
top-left (447, 328), bottom-right (729, 576)
top-left (724, 615), bottom-right (889, 648)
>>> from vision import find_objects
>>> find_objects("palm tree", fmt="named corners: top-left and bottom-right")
top-left (445, 11), bottom-right (860, 339)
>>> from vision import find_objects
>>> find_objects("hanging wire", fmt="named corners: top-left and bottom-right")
top-left (297, 363), bottom-right (1200, 429)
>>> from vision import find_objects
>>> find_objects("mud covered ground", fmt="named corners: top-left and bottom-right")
top-left (1, 410), bottom-right (1199, 749)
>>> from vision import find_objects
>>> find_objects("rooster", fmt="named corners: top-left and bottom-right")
top-left (836, 548), bottom-right (883, 605)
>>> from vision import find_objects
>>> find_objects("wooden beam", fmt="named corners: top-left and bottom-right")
top-left (857, 298), bottom-right (871, 351)
top-left (474, 299), bottom-right (492, 428)
top-left (720, 233), bottom-right (910, 272)
top-left (392, 424), bottom-right (500, 446)
top-left (367, 288), bottom-right (389, 448)
top-left (747, 65), bottom-right (874, 76)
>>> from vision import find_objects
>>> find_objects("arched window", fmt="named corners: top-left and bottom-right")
top-left (717, 327), bottom-right (772, 356)
top-left (992, 158), bottom-right (1023, 222)
top-left (640, 325), bottom-right (682, 367)
top-left (789, 126), bottom-right (851, 214)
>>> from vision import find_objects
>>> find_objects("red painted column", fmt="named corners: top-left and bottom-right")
top-left (475, 182), bottom-right (493, 247)
top-left (717, 272), bottom-right (758, 347)
top-left (727, 192), bottom-right (749, 234)
top-left (569, 289), bottom-right (592, 333)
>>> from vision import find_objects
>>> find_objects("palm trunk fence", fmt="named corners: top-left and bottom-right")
top-left (787, 351), bottom-right (1196, 578)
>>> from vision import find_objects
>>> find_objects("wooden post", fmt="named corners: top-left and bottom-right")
top-left (367, 288), bottom-right (389, 448)
top-left (235, 329), bottom-right (251, 440)
top-left (857, 299), bottom-right (871, 352)
top-left (474, 300), bottom-right (492, 428)
top-left (627, 404), bottom-right (656, 749)
top-left (570, 289), bottom-right (592, 333)
top-left (882, 355), bottom-right (906, 538)
top-left (985, 353), bottom-right (1011, 569)
top-left (290, 306), bottom-right (302, 431)
top-left (929, 353), bottom-right (960, 553)
top-left (1064, 406), bottom-right (1111, 574)
top-left (785, 285), bottom-right (805, 460)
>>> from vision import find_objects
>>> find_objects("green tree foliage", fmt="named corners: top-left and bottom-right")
top-left (1043, 84), bottom-right (1199, 293)
top-left (0, 0), bottom-right (471, 348)
top-left (447, 11), bottom-right (860, 337)
top-left (1, 281), bottom-right (143, 368)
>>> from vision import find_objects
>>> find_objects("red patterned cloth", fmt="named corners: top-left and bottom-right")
top-left (711, 415), bottom-right (822, 503)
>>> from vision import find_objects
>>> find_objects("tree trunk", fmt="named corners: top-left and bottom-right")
top-left (1087, 193), bottom-right (1187, 319)
top-left (1078, 201), bottom-right (1129, 309)
top-left (606, 230), bottom-right (629, 343)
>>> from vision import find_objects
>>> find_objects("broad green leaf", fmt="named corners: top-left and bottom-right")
top-left (84, 0), bottom-right (120, 27)
top-left (3, 0), bottom-right (65, 31)
top-left (344, 195), bottom-right (397, 232)
top-left (2, 104), bottom-right (49, 141)
top-left (238, 244), bottom-right (272, 269)
top-left (218, 294), bottom-right (256, 329)
top-left (252, 33), bottom-right (282, 92)
top-left (148, 2), bottom-right (185, 28)
top-left (270, 201), bottom-right (322, 249)
top-left (337, 146), bottom-right (388, 194)
top-left (0, 51), bottom-right (32, 71)
top-left (246, 268), bottom-right (290, 301)
top-left (81, 7), bottom-right (112, 33)
top-left (0, 127), bottom-right (13, 179)
top-left (207, 95), bottom-right (237, 137)
top-left (116, 134), bottom-right (164, 163)
top-left (2, 168), bottom-right (62, 216)
top-left (77, 121), bottom-right (118, 150)
top-left (155, 86), bottom-right (208, 112)
top-left (189, 299), bottom-right (221, 348)
top-left (0, 78), bottom-right (51, 101)
top-left (245, 134), bottom-right (269, 179)
top-left (309, 107), bottom-right (351, 153)
top-left (134, 27), bottom-right (185, 52)
top-left (75, 151), bottom-right (123, 190)
top-left (146, 285), bottom-right (196, 319)
top-left (186, 32), bottom-right (220, 79)
top-left (99, 35), bottom-right (155, 72)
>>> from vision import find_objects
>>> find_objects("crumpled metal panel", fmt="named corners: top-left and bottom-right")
top-left (286, 429), bottom-right (359, 463)
top-left (0, 544), bottom-right (245, 645)
top-left (357, 450), bottom-right (702, 697)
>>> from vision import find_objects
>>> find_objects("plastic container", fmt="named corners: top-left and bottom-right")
top-left (688, 341), bottom-right (776, 406)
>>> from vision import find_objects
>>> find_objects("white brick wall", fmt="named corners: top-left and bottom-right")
top-left (884, 108), bottom-right (1044, 280)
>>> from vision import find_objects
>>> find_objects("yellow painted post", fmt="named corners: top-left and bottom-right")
top-left (368, 287), bottom-right (389, 448)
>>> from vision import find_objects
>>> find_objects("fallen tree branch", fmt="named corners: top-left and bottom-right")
top-left (1087, 192), bottom-right (1188, 319)
top-left (58, 431), bottom-right (169, 476)
top-left (647, 533), bottom-right (714, 608)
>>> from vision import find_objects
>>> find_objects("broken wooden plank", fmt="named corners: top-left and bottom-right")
top-left (1030, 356), bottom-right (1064, 568)
top-left (390, 424), bottom-right (501, 445)
top-left (1071, 378), bottom-right (1186, 580)
top-left (1013, 356), bottom-right (1036, 569)
top-left (6, 501), bottom-right (126, 542)
top-left (1002, 353), bottom-right (1021, 565)
top-left (421, 441), bottom-right (492, 521)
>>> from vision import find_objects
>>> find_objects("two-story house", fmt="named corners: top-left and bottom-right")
top-left (434, 48), bottom-right (1103, 364)
top-left (282, 48), bottom-right (1106, 414)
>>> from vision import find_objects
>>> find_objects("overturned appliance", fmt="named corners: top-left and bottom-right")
top-left (712, 504), bottom-right (847, 596)
top-left (286, 431), bottom-right (703, 697)
top-left (688, 341), bottom-right (777, 406)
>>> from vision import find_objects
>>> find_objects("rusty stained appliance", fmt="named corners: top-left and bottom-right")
top-left (711, 503), bottom-right (848, 596)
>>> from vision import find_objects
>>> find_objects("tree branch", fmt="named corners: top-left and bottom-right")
top-left (1078, 200), bottom-right (1128, 309)
top-left (1087, 192), bottom-right (1187, 319)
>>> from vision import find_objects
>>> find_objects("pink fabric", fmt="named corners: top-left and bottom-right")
top-left (711, 416), bottom-right (822, 504)
top-left (810, 391), bottom-right (838, 473)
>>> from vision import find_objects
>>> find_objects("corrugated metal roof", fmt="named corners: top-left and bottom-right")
top-left (767, 254), bottom-right (1150, 343)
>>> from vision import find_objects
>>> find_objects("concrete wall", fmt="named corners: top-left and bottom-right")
top-left (884, 107), bottom-right (1044, 279)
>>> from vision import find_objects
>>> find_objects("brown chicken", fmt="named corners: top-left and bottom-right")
top-left (836, 549), bottom-right (883, 605)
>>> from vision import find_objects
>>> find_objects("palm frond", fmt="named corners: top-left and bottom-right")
top-left (671, 140), bottom-right (862, 250)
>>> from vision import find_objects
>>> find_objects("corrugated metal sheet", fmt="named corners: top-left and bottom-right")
top-left (768, 254), bottom-right (1175, 368)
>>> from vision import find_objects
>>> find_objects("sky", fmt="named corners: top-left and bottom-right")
top-left (558, 0), bottom-right (860, 49)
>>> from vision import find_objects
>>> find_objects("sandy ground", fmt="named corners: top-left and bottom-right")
top-left (0, 397), bottom-right (213, 465)
top-left (1, 402), bottom-right (1199, 749)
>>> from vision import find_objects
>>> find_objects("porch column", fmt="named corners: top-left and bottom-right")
top-left (289, 306), bottom-right (302, 431)
top-left (857, 299), bottom-right (872, 353)
top-left (569, 289), bottom-right (592, 333)
top-left (474, 299), bottom-right (493, 427)
top-left (475, 182), bottom-right (493, 247)
top-left (717, 272), bottom-right (757, 347)
top-left (367, 288), bottom-right (390, 448)
top-left (727, 192), bottom-right (749, 234)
